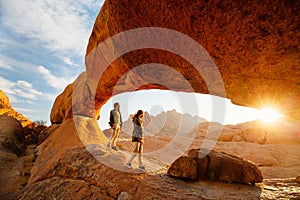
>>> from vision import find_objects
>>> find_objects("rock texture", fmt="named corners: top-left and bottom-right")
top-left (0, 91), bottom-right (48, 198)
top-left (15, 119), bottom-right (287, 200)
top-left (12, 109), bottom-right (298, 199)
top-left (168, 149), bottom-right (263, 184)
top-left (296, 176), bottom-right (300, 183)
top-left (0, 115), bottom-right (25, 156)
top-left (16, 118), bottom-right (299, 199)
top-left (205, 150), bottom-right (263, 184)
top-left (0, 90), bottom-right (11, 109)
top-left (0, 90), bottom-right (46, 145)
top-left (0, 115), bottom-right (25, 198)
top-left (216, 142), bottom-right (300, 179)
top-left (50, 84), bottom-right (73, 124)
top-left (0, 90), bottom-right (32, 127)
top-left (13, 0), bottom-right (300, 199)
top-left (167, 156), bottom-right (198, 180)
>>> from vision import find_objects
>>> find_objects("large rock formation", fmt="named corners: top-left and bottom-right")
top-left (52, 0), bottom-right (299, 124)
top-left (0, 115), bottom-right (25, 198)
top-left (18, 0), bottom-right (300, 199)
top-left (168, 149), bottom-right (263, 184)
top-left (0, 90), bottom-right (32, 127)
top-left (0, 115), bottom-right (25, 156)
top-left (0, 90), bottom-right (47, 145)
top-left (16, 118), bottom-right (268, 200)
top-left (0, 91), bottom-right (48, 198)
top-left (167, 156), bottom-right (198, 180)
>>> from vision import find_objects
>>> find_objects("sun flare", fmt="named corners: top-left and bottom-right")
top-left (258, 108), bottom-right (283, 123)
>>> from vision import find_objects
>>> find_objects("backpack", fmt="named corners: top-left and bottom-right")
top-left (108, 110), bottom-right (114, 127)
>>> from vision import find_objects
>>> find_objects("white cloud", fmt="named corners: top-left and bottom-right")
top-left (14, 107), bottom-right (39, 113)
top-left (0, 59), bottom-right (12, 70)
top-left (0, 76), bottom-right (43, 101)
top-left (37, 65), bottom-right (75, 90)
top-left (63, 57), bottom-right (74, 66)
top-left (62, 56), bottom-right (81, 67)
top-left (0, 0), bottom-right (104, 56)
top-left (0, 76), bottom-right (16, 95)
top-left (0, 54), bottom-right (36, 72)
top-left (0, 55), bottom-right (15, 70)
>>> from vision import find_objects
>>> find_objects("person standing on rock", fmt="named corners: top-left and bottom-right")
top-left (107, 102), bottom-right (122, 151)
top-left (126, 110), bottom-right (146, 172)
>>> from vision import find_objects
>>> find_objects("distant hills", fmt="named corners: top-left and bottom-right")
top-left (113, 109), bottom-right (206, 138)
top-left (191, 117), bottom-right (300, 144)
top-left (103, 109), bottom-right (300, 145)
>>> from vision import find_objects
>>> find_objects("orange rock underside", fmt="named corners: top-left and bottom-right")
top-left (51, 0), bottom-right (300, 123)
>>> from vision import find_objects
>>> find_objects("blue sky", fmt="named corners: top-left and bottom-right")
top-left (0, 0), bottom-right (104, 122)
top-left (0, 0), bottom-right (264, 127)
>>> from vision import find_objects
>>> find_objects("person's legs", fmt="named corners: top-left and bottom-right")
top-left (106, 128), bottom-right (115, 148)
top-left (111, 125), bottom-right (120, 148)
top-left (127, 142), bottom-right (138, 168)
top-left (128, 153), bottom-right (137, 163)
top-left (137, 142), bottom-right (144, 167)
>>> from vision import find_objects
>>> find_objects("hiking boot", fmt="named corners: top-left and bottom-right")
top-left (126, 162), bottom-right (132, 169)
top-left (138, 165), bottom-right (146, 172)
top-left (112, 146), bottom-right (119, 151)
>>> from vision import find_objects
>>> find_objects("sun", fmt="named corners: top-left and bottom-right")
top-left (258, 108), bottom-right (283, 123)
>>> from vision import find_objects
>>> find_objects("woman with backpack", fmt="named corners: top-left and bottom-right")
top-left (126, 110), bottom-right (146, 172)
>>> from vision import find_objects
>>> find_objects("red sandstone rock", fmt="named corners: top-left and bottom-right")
top-left (167, 156), bottom-right (198, 180)
top-left (171, 149), bottom-right (263, 184)
top-left (0, 115), bottom-right (25, 155)
top-left (0, 90), bottom-right (11, 109)
top-left (0, 90), bottom-right (32, 127)
top-left (206, 150), bottom-right (263, 184)
top-left (188, 149), bottom-right (209, 180)
top-left (14, 0), bottom-right (300, 199)
top-left (50, 0), bottom-right (300, 124)
top-left (50, 83), bottom-right (74, 124)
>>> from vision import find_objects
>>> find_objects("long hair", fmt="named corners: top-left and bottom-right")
top-left (133, 110), bottom-right (144, 119)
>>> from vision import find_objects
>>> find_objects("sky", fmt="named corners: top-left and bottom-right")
top-left (0, 0), bottom-right (104, 122)
top-left (0, 0), bottom-right (267, 127)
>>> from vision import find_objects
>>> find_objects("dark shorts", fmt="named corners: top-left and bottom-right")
top-left (132, 136), bottom-right (140, 142)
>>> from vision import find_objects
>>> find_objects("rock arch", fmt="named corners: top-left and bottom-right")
top-left (50, 0), bottom-right (299, 124)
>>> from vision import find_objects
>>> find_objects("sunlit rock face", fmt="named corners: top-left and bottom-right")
top-left (51, 0), bottom-right (299, 124)
top-left (0, 90), bottom-right (11, 109)
top-left (0, 90), bottom-right (32, 127)
top-left (20, 2), bottom-right (300, 199)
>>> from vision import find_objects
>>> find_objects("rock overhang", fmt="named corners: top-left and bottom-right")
top-left (51, 0), bottom-right (300, 124)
